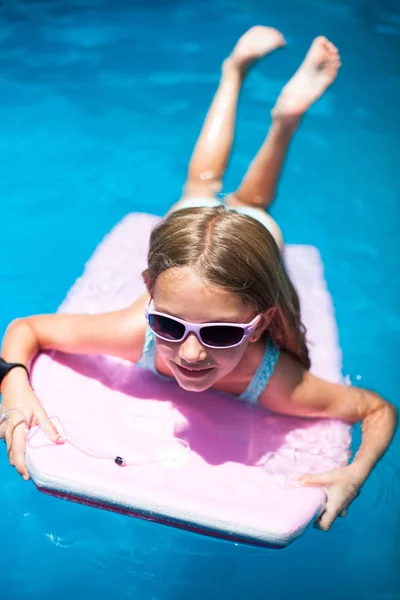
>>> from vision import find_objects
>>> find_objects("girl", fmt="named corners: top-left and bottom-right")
top-left (0, 27), bottom-right (396, 531)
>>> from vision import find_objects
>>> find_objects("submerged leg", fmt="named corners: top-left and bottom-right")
top-left (178, 26), bottom-right (285, 202)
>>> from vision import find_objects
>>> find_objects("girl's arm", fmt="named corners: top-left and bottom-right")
top-left (1, 292), bottom-right (149, 480)
top-left (261, 353), bottom-right (398, 529)
top-left (1, 291), bottom-right (149, 372)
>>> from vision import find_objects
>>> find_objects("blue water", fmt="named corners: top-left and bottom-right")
top-left (1, 0), bottom-right (399, 598)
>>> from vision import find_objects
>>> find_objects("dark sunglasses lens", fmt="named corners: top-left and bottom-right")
top-left (200, 325), bottom-right (244, 347)
top-left (148, 314), bottom-right (185, 341)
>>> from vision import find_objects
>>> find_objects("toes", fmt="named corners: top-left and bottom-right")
top-left (313, 36), bottom-right (340, 58)
top-left (320, 38), bottom-right (340, 58)
top-left (328, 41), bottom-right (340, 56)
top-left (314, 35), bottom-right (329, 46)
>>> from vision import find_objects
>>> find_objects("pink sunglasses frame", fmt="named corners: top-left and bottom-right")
top-left (145, 300), bottom-right (262, 349)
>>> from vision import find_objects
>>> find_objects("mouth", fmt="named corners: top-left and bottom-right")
top-left (175, 364), bottom-right (215, 378)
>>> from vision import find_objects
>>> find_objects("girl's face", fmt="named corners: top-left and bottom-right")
top-left (152, 267), bottom-right (266, 392)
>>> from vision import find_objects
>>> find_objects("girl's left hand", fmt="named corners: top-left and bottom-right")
top-left (294, 464), bottom-right (365, 531)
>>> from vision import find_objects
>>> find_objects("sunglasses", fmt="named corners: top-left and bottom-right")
top-left (145, 301), bottom-right (262, 349)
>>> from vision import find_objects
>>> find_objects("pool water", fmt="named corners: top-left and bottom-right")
top-left (1, 1), bottom-right (399, 599)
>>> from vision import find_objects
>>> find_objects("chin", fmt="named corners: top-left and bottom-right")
top-left (177, 379), bottom-right (212, 393)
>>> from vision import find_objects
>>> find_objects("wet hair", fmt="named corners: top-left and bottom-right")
top-left (142, 206), bottom-right (310, 369)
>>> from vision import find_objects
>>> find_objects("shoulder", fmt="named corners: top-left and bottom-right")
top-left (115, 292), bottom-right (149, 362)
top-left (84, 291), bottom-right (150, 363)
top-left (259, 351), bottom-right (306, 407)
top-left (258, 351), bottom-right (356, 420)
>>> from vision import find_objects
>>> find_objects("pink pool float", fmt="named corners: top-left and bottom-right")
top-left (25, 213), bottom-right (351, 547)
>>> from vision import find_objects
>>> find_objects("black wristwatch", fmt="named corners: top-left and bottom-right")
top-left (0, 358), bottom-right (30, 389)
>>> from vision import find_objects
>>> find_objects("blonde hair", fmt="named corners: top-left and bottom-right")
top-left (143, 206), bottom-right (310, 369)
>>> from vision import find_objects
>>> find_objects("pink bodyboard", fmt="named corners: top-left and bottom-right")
top-left (26, 213), bottom-right (351, 547)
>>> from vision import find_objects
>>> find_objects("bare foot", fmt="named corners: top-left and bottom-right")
top-left (225, 26), bottom-right (286, 75)
top-left (272, 36), bottom-right (341, 121)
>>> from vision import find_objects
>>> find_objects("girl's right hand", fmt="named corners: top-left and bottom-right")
top-left (1, 375), bottom-right (64, 480)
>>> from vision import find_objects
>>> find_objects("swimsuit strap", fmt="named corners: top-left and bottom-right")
top-left (137, 329), bottom-right (279, 403)
top-left (136, 327), bottom-right (158, 376)
top-left (237, 339), bottom-right (280, 404)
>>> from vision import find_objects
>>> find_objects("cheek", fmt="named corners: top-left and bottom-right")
top-left (213, 345), bottom-right (247, 369)
top-left (156, 340), bottom-right (178, 358)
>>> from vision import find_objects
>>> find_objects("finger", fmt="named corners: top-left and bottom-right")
top-left (294, 472), bottom-right (333, 487)
top-left (5, 427), bottom-right (15, 466)
top-left (33, 410), bottom-right (64, 444)
top-left (5, 417), bottom-right (29, 479)
top-left (314, 508), bottom-right (337, 531)
top-left (314, 495), bottom-right (344, 531)
top-left (11, 424), bottom-right (30, 480)
top-left (339, 509), bottom-right (347, 518)
top-left (0, 416), bottom-right (7, 440)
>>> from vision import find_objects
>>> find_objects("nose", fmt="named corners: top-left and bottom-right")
top-left (178, 333), bottom-right (207, 363)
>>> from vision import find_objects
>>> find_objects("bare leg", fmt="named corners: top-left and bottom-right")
top-left (178, 26), bottom-right (285, 202)
top-left (227, 120), bottom-right (298, 213)
top-left (227, 37), bottom-right (341, 214)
